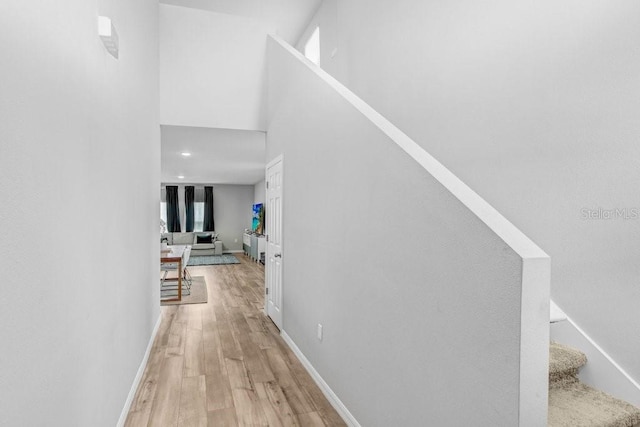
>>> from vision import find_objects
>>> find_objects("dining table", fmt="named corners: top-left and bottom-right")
top-left (160, 244), bottom-right (187, 302)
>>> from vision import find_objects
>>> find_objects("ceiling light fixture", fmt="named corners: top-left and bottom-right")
top-left (181, 152), bottom-right (191, 157)
top-left (177, 175), bottom-right (185, 179)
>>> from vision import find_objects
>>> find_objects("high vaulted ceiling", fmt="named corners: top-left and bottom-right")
top-left (159, 0), bottom-right (321, 44)
top-left (159, 0), bottom-right (320, 185)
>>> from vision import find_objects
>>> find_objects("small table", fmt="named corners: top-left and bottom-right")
top-left (161, 245), bottom-right (187, 302)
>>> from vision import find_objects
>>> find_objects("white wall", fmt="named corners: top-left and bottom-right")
top-left (0, 1), bottom-right (159, 425)
top-left (267, 36), bottom-right (549, 426)
top-left (160, 4), bottom-right (275, 130)
top-left (253, 179), bottom-right (265, 204)
top-left (214, 185), bottom-right (255, 251)
top-left (162, 184), bottom-right (254, 251)
top-left (300, 0), bottom-right (640, 385)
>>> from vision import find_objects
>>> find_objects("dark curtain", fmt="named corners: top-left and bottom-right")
top-left (166, 185), bottom-right (181, 232)
top-left (185, 186), bottom-right (195, 232)
top-left (203, 186), bottom-right (215, 231)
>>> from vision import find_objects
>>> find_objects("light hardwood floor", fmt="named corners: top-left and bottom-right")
top-left (125, 254), bottom-right (346, 427)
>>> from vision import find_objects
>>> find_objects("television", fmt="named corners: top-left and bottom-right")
top-left (252, 203), bottom-right (264, 234)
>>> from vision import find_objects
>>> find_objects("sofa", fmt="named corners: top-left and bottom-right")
top-left (161, 231), bottom-right (222, 256)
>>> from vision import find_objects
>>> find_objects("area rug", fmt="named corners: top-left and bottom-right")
top-left (161, 276), bottom-right (207, 306)
top-left (187, 254), bottom-right (240, 266)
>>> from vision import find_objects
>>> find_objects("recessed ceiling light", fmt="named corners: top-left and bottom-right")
top-left (178, 175), bottom-right (185, 179)
top-left (181, 152), bottom-right (191, 157)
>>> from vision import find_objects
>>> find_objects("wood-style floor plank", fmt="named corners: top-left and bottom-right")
top-left (257, 399), bottom-right (286, 427)
top-left (206, 371), bottom-right (233, 412)
top-left (125, 254), bottom-right (346, 427)
top-left (207, 407), bottom-right (239, 427)
top-left (202, 321), bottom-right (224, 376)
top-left (124, 346), bottom-right (163, 425)
top-left (184, 328), bottom-right (205, 377)
top-left (232, 388), bottom-right (269, 426)
top-left (225, 357), bottom-right (252, 390)
top-left (166, 321), bottom-right (188, 357)
top-left (297, 412), bottom-right (327, 427)
top-left (178, 375), bottom-right (207, 425)
top-left (260, 381), bottom-right (299, 426)
top-left (147, 355), bottom-right (184, 426)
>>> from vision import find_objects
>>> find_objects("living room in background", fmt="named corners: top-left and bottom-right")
top-left (161, 183), bottom-right (253, 252)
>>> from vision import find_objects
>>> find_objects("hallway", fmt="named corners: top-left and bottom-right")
top-left (125, 254), bottom-right (345, 426)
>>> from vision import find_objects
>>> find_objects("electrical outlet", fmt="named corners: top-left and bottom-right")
top-left (234, 238), bottom-right (238, 243)
top-left (317, 324), bottom-right (323, 341)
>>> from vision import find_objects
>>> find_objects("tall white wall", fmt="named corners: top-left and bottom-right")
top-left (213, 185), bottom-right (255, 250)
top-left (0, 1), bottom-right (159, 426)
top-left (267, 36), bottom-right (549, 426)
top-left (253, 179), bottom-right (266, 204)
top-left (300, 0), bottom-right (640, 384)
top-left (160, 4), bottom-right (275, 130)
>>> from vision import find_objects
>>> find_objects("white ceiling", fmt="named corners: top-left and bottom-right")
top-left (161, 125), bottom-right (266, 185)
top-left (159, 0), bottom-right (322, 44)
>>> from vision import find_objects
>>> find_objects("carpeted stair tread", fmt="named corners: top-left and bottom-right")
top-left (550, 341), bottom-right (588, 384)
top-left (549, 381), bottom-right (640, 427)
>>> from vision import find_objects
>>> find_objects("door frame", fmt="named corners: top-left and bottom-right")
top-left (264, 154), bottom-right (284, 328)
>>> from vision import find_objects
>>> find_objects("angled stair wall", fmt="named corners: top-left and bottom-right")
top-left (267, 34), bottom-right (550, 426)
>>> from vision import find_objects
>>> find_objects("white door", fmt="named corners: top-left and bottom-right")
top-left (265, 156), bottom-right (283, 329)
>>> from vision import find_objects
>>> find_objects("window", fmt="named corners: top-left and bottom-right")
top-left (159, 187), bottom-right (208, 232)
top-left (304, 26), bottom-right (320, 66)
top-left (194, 202), bottom-right (204, 232)
top-left (160, 202), bottom-right (167, 232)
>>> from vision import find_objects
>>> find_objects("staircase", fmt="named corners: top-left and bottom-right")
top-left (549, 342), bottom-right (640, 426)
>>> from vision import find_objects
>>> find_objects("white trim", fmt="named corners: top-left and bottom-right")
top-left (265, 154), bottom-right (284, 328)
top-left (117, 313), bottom-right (162, 427)
top-left (281, 331), bottom-right (361, 427)
top-left (519, 257), bottom-right (550, 427)
top-left (550, 312), bottom-right (640, 407)
top-left (225, 250), bottom-right (244, 254)
top-left (266, 154), bottom-right (284, 170)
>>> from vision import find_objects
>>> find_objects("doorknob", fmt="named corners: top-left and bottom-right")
top-left (274, 253), bottom-right (282, 258)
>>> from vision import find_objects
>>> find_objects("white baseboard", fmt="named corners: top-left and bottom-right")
top-left (117, 313), bottom-right (162, 427)
top-left (551, 315), bottom-right (640, 407)
top-left (280, 331), bottom-right (361, 427)
top-left (225, 250), bottom-right (244, 254)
